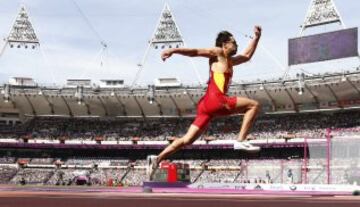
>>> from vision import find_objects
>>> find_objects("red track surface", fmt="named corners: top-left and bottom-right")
top-left (0, 185), bottom-right (359, 207)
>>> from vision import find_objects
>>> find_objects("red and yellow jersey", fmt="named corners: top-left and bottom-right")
top-left (192, 68), bottom-right (237, 130)
top-left (206, 59), bottom-right (233, 95)
top-left (208, 70), bottom-right (233, 95)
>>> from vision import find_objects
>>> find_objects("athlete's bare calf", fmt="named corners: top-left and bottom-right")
top-left (156, 125), bottom-right (202, 165)
top-left (235, 96), bottom-right (261, 141)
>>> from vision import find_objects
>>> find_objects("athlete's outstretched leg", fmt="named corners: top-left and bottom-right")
top-left (147, 124), bottom-right (203, 179)
top-left (156, 124), bottom-right (203, 165)
top-left (234, 97), bottom-right (261, 141)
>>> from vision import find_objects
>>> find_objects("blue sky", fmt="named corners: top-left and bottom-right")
top-left (0, 0), bottom-right (359, 87)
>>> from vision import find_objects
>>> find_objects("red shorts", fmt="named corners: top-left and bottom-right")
top-left (192, 93), bottom-right (237, 130)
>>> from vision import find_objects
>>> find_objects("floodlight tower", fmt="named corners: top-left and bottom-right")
top-left (0, 5), bottom-right (40, 57)
top-left (131, 3), bottom-right (203, 88)
top-left (283, 0), bottom-right (346, 79)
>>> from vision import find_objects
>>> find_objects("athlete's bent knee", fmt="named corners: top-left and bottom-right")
top-left (253, 101), bottom-right (261, 110)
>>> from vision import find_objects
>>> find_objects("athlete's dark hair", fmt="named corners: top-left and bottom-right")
top-left (215, 31), bottom-right (233, 47)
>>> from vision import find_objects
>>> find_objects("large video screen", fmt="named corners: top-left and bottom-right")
top-left (288, 28), bottom-right (358, 66)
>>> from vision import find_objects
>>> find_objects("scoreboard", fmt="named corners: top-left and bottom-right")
top-left (152, 161), bottom-right (190, 183)
top-left (288, 28), bottom-right (358, 65)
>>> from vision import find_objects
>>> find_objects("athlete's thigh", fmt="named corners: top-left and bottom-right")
top-left (234, 96), bottom-right (259, 113)
top-left (182, 124), bottom-right (206, 145)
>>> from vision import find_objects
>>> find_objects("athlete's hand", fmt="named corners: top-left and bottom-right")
top-left (161, 49), bottom-right (173, 61)
top-left (254, 25), bottom-right (262, 39)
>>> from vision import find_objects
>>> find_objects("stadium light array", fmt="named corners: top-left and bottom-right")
top-left (3, 97), bottom-right (9, 103)
top-left (341, 73), bottom-right (347, 82)
top-left (298, 88), bottom-right (304, 95)
top-left (147, 85), bottom-right (155, 104)
top-left (4, 6), bottom-right (40, 53)
top-left (9, 43), bottom-right (37, 50)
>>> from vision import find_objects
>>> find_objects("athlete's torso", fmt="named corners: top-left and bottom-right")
top-left (196, 57), bottom-right (234, 115)
top-left (207, 56), bottom-right (233, 95)
top-left (193, 56), bottom-right (238, 128)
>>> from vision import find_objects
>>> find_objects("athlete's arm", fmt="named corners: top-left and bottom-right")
top-left (232, 26), bottom-right (261, 66)
top-left (161, 47), bottom-right (221, 61)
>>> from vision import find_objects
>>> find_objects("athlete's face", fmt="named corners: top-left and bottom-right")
top-left (224, 36), bottom-right (238, 56)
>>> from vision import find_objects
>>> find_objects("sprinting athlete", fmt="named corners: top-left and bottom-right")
top-left (147, 26), bottom-right (262, 179)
